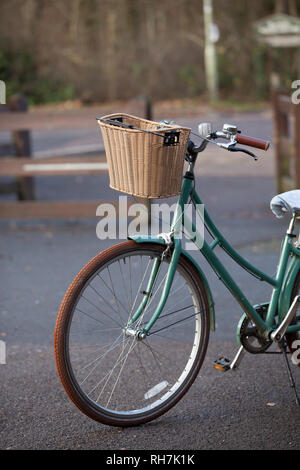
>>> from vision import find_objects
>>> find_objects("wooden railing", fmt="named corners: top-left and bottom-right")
top-left (272, 89), bottom-right (300, 193)
top-left (0, 95), bottom-right (152, 219)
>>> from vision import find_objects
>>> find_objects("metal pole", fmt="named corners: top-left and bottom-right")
top-left (203, 0), bottom-right (218, 102)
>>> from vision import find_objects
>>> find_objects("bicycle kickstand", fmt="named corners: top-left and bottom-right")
top-left (279, 339), bottom-right (300, 407)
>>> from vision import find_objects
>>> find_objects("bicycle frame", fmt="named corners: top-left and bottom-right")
top-left (128, 172), bottom-right (300, 341)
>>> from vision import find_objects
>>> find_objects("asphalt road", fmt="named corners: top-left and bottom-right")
top-left (0, 110), bottom-right (299, 450)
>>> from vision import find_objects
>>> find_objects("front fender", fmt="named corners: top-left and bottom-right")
top-left (278, 254), bottom-right (300, 322)
top-left (128, 235), bottom-right (215, 331)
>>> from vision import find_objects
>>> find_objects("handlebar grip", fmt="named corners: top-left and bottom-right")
top-left (235, 134), bottom-right (270, 151)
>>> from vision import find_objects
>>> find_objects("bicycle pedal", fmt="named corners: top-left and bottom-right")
top-left (214, 357), bottom-right (231, 371)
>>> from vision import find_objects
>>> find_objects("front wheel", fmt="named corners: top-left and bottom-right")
top-left (54, 241), bottom-right (210, 427)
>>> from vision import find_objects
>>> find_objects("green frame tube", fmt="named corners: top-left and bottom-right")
top-left (129, 174), bottom-right (300, 338)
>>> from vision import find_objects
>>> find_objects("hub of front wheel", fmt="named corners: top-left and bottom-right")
top-left (123, 327), bottom-right (147, 340)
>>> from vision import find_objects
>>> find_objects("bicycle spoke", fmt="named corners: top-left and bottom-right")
top-left (80, 295), bottom-right (123, 328)
top-left (93, 337), bottom-right (137, 405)
top-left (129, 256), bottom-right (133, 309)
top-left (140, 304), bottom-right (194, 327)
top-left (78, 333), bottom-right (124, 377)
top-left (88, 282), bottom-right (128, 323)
top-left (142, 338), bottom-right (165, 373)
top-left (142, 338), bottom-right (179, 366)
top-left (133, 342), bottom-right (150, 380)
top-left (149, 311), bottom-right (201, 336)
top-left (118, 259), bottom-right (131, 315)
top-left (104, 337), bottom-right (139, 407)
top-left (97, 272), bottom-right (129, 318)
top-left (74, 306), bottom-right (106, 325)
top-left (89, 337), bottom-right (132, 397)
top-left (140, 270), bottom-right (168, 316)
top-left (130, 258), bottom-right (152, 316)
top-left (106, 264), bottom-right (127, 320)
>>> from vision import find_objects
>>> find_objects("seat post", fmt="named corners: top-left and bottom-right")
top-left (287, 212), bottom-right (297, 236)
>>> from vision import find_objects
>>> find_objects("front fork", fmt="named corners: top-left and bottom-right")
top-left (126, 175), bottom-right (193, 337)
top-left (126, 237), bottom-right (181, 338)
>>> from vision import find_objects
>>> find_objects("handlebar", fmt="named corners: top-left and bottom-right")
top-left (191, 121), bottom-right (271, 162)
top-left (235, 134), bottom-right (270, 151)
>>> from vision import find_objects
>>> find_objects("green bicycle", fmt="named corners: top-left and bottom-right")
top-left (54, 120), bottom-right (300, 427)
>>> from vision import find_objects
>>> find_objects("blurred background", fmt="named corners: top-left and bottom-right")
top-left (0, 0), bottom-right (299, 211)
top-left (0, 0), bottom-right (299, 106)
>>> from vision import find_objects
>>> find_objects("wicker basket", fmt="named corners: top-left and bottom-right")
top-left (97, 113), bottom-right (191, 198)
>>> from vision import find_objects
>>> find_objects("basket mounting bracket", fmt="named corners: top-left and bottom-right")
top-left (163, 130), bottom-right (180, 146)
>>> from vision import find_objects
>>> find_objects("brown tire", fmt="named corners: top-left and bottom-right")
top-left (54, 241), bottom-right (210, 427)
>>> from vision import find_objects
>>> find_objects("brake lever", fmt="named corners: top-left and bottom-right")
top-left (228, 145), bottom-right (258, 161)
top-left (218, 142), bottom-right (258, 161)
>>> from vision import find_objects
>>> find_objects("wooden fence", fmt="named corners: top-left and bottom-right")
top-left (0, 95), bottom-right (152, 219)
top-left (272, 89), bottom-right (300, 193)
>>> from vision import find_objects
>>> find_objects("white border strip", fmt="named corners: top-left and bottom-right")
top-left (23, 162), bottom-right (108, 172)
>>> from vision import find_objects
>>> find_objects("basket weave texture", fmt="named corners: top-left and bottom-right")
top-left (97, 113), bottom-right (191, 198)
